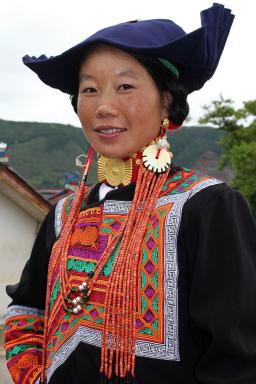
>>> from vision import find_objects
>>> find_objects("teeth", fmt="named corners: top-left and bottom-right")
top-left (98, 128), bottom-right (124, 134)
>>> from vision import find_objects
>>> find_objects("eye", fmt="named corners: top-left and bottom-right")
top-left (119, 84), bottom-right (134, 91)
top-left (81, 87), bottom-right (97, 94)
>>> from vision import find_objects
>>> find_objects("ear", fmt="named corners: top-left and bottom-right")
top-left (162, 92), bottom-right (173, 117)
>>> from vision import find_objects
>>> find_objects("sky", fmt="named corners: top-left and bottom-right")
top-left (0, 0), bottom-right (255, 127)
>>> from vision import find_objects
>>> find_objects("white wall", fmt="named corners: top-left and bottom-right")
top-left (0, 191), bottom-right (40, 319)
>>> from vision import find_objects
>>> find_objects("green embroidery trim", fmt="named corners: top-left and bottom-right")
top-left (82, 313), bottom-right (90, 321)
top-left (12, 320), bottom-right (22, 324)
top-left (152, 296), bottom-right (158, 313)
top-left (162, 172), bottom-right (183, 191)
top-left (141, 271), bottom-right (148, 290)
top-left (24, 318), bottom-right (36, 323)
top-left (162, 170), bottom-right (210, 195)
top-left (13, 318), bottom-right (37, 332)
top-left (100, 227), bottom-right (112, 234)
top-left (65, 193), bottom-right (88, 215)
top-left (171, 172), bottom-right (183, 182)
top-left (171, 175), bottom-right (201, 195)
top-left (102, 240), bottom-right (121, 276)
top-left (100, 217), bottom-right (125, 236)
top-left (152, 319), bottom-right (158, 331)
top-left (98, 306), bottom-right (104, 313)
top-left (140, 327), bottom-right (154, 336)
top-left (152, 271), bottom-right (159, 289)
top-left (67, 259), bottom-right (96, 274)
top-left (141, 296), bottom-right (148, 314)
top-left (153, 225), bottom-right (159, 240)
top-left (48, 341), bottom-right (53, 349)
top-left (50, 278), bottom-right (60, 310)
top-left (65, 195), bottom-right (74, 214)
top-left (158, 209), bottom-right (167, 219)
top-left (102, 218), bottom-right (115, 225)
top-left (84, 304), bottom-right (93, 311)
top-left (142, 247), bottom-right (148, 264)
top-left (71, 318), bottom-right (80, 328)
top-left (144, 228), bottom-right (151, 242)
top-left (7, 344), bottom-right (39, 359)
top-left (152, 246), bottom-right (158, 264)
top-left (59, 333), bottom-right (65, 341)
top-left (11, 318), bottom-right (37, 329)
top-left (54, 326), bottom-right (61, 336)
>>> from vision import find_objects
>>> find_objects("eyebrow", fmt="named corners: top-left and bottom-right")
top-left (116, 70), bottom-right (138, 79)
top-left (79, 74), bottom-right (94, 82)
top-left (79, 70), bottom-right (138, 82)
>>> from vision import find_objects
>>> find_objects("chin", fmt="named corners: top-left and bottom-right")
top-left (99, 151), bottom-right (129, 159)
top-left (93, 140), bottom-right (147, 158)
top-left (96, 146), bottom-right (134, 159)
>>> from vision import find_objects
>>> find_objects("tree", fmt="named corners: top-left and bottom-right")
top-left (200, 96), bottom-right (256, 217)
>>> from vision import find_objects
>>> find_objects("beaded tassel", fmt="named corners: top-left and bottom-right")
top-left (40, 145), bottom-right (169, 383)
top-left (97, 163), bottom-right (169, 379)
top-left (40, 147), bottom-right (94, 383)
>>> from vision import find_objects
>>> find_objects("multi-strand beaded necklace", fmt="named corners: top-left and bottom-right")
top-left (41, 133), bottom-right (172, 383)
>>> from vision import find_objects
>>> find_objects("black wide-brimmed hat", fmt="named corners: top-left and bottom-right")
top-left (23, 3), bottom-right (234, 95)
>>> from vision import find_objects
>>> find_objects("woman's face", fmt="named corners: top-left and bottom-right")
top-left (77, 45), bottom-right (169, 158)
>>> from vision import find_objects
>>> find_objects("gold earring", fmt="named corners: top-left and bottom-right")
top-left (142, 126), bottom-right (173, 173)
top-left (161, 116), bottom-right (169, 129)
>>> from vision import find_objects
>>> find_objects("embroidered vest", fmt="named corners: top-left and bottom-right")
top-left (45, 169), bottom-right (221, 381)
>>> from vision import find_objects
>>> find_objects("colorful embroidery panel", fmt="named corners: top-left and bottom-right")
top-left (4, 305), bottom-right (44, 384)
top-left (160, 168), bottom-right (210, 197)
top-left (136, 204), bottom-right (170, 342)
top-left (46, 171), bottom-right (222, 381)
top-left (46, 211), bottom-right (127, 356)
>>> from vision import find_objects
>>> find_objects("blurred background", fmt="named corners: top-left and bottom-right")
top-left (0, 0), bottom-right (255, 381)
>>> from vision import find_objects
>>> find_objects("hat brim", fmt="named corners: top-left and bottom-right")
top-left (23, 4), bottom-right (234, 94)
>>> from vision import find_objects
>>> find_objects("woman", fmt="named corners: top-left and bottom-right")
top-left (4, 4), bottom-right (256, 384)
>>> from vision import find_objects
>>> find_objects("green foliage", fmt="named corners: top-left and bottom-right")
top-left (0, 119), bottom-right (89, 188)
top-left (200, 96), bottom-right (256, 217)
top-left (168, 125), bottom-right (224, 167)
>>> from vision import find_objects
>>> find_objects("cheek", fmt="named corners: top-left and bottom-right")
top-left (77, 99), bottom-right (93, 126)
top-left (124, 102), bottom-right (140, 122)
top-left (77, 108), bottom-right (91, 141)
top-left (125, 93), bottom-right (162, 130)
top-left (124, 93), bottom-right (157, 121)
top-left (77, 95), bottom-right (83, 115)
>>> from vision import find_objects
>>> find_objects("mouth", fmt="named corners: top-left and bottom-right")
top-left (94, 126), bottom-right (127, 137)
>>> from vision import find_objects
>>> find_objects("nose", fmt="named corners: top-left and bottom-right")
top-left (95, 92), bottom-right (118, 118)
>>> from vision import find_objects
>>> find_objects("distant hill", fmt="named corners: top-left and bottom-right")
top-left (0, 119), bottom-right (232, 188)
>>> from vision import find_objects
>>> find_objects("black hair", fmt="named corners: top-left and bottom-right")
top-left (70, 51), bottom-right (189, 125)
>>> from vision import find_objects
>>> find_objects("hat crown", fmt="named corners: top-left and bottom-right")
top-left (87, 19), bottom-right (186, 48)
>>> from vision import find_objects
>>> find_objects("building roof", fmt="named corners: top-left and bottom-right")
top-left (38, 183), bottom-right (77, 205)
top-left (0, 165), bottom-right (51, 221)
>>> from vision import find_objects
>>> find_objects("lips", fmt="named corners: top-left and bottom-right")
top-left (94, 126), bottom-right (127, 135)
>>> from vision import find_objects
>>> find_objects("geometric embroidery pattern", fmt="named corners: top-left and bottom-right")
top-left (160, 168), bottom-right (210, 197)
top-left (45, 171), bottom-right (222, 381)
top-left (136, 206), bottom-right (170, 342)
top-left (4, 305), bottom-right (44, 384)
top-left (46, 210), bottom-right (127, 373)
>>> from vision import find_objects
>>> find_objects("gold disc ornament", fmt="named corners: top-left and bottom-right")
top-left (142, 144), bottom-right (173, 173)
top-left (98, 156), bottom-right (133, 187)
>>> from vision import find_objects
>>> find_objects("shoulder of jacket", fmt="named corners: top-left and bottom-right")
top-left (54, 193), bottom-right (74, 238)
top-left (160, 167), bottom-right (223, 199)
